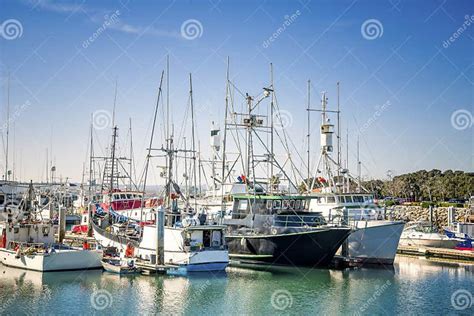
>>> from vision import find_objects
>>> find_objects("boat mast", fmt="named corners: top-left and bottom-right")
top-left (220, 57), bottom-right (230, 214)
top-left (109, 126), bottom-right (118, 193)
top-left (5, 74), bottom-right (10, 181)
top-left (88, 118), bottom-right (94, 200)
top-left (337, 82), bottom-right (341, 185)
top-left (306, 79), bottom-right (311, 191)
top-left (269, 63), bottom-right (274, 194)
top-left (129, 118), bottom-right (133, 190)
top-left (189, 73), bottom-right (198, 211)
top-left (141, 71), bottom-right (165, 220)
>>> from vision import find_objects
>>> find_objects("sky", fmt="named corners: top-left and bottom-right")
top-left (0, 0), bottom-right (472, 186)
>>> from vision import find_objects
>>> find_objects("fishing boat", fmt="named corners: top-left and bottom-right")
top-left (0, 184), bottom-right (102, 272)
top-left (304, 91), bottom-right (404, 265)
top-left (91, 206), bottom-right (229, 271)
top-left (399, 221), bottom-right (464, 249)
top-left (224, 193), bottom-right (351, 266)
top-left (91, 70), bottom-right (229, 272)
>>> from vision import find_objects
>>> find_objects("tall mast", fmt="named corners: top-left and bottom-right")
top-left (166, 55), bottom-right (170, 141)
top-left (142, 71), bottom-right (165, 218)
top-left (88, 118), bottom-right (94, 199)
top-left (306, 79), bottom-right (311, 190)
top-left (129, 118), bottom-right (133, 190)
top-left (5, 74), bottom-right (10, 181)
top-left (109, 126), bottom-right (118, 193)
top-left (357, 135), bottom-right (361, 192)
top-left (189, 73), bottom-right (198, 211)
top-left (337, 82), bottom-right (341, 183)
top-left (220, 57), bottom-right (230, 213)
top-left (269, 63), bottom-right (274, 194)
top-left (112, 79), bottom-right (117, 128)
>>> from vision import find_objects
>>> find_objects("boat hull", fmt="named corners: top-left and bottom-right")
top-left (0, 248), bottom-right (102, 272)
top-left (399, 238), bottom-right (461, 249)
top-left (226, 228), bottom-right (351, 267)
top-left (91, 221), bottom-right (229, 272)
top-left (345, 221), bottom-right (405, 265)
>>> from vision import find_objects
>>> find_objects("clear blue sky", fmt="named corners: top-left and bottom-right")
top-left (0, 0), bottom-right (472, 184)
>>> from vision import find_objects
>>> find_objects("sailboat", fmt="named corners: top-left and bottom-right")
top-left (306, 89), bottom-right (405, 265)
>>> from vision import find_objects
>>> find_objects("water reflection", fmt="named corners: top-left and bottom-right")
top-left (0, 257), bottom-right (472, 315)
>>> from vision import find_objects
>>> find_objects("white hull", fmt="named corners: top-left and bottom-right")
top-left (92, 224), bottom-right (228, 271)
top-left (344, 221), bottom-right (405, 264)
top-left (399, 237), bottom-right (461, 249)
top-left (0, 248), bottom-right (102, 272)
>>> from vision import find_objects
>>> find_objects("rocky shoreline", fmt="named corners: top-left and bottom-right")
top-left (386, 206), bottom-right (472, 230)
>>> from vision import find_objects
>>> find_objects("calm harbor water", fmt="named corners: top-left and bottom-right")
top-left (0, 256), bottom-right (472, 315)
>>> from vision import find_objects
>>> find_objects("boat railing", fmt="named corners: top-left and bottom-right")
top-left (273, 214), bottom-right (325, 228)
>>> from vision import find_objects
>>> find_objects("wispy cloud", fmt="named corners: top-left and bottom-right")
top-left (26, 0), bottom-right (84, 14)
top-left (22, 0), bottom-right (181, 39)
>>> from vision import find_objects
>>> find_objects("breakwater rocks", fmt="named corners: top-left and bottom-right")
top-left (387, 206), bottom-right (471, 229)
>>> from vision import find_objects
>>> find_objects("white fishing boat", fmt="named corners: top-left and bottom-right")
top-left (306, 92), bottom-right (404, 265)
top-left (0, 185), bottom-right (102, 272)
top-left (92, 210), bottom-right (228, 272)
top-left (0, 220), bottom-right (102, 272)
top-left (399, 221), bottom-right (464, 249)
top-left (91, 71), bottom-right (229, 272)
top-left (308, 193), bottom-right (405, 264)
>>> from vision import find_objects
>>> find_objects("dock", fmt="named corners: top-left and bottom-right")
top-left (397, 245), bottom-right (474, 262)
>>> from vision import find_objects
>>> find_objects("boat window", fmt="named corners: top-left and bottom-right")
top-left (126, 194), bottom-right (132, 199)
top-left (319, 197), bottom-right (325, 204)
top-left (289, 200), bottom-right (295, 209)
top-left (120, 194), bottom-right (126, 200)
top-left (345, 196), bottom-right (353, 203)
top-left (327, 196), bottom-right (336, 204)
top-left (0, 194), bottom-right (4, 205)
top-left (266, 200), bottom-right (272, 210)
top-left (353, 196), bottom-right (364, 203)
top-left (274, 200), bottom-right (282, 209)
top-left (295, 200), bottom-right (301, 209)
top-left (283, 200), bottom-right (289, 209)
top-left (238, 200), bottom-right (248, 211)
top-left (42, 227), bottom-right (49, 236)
